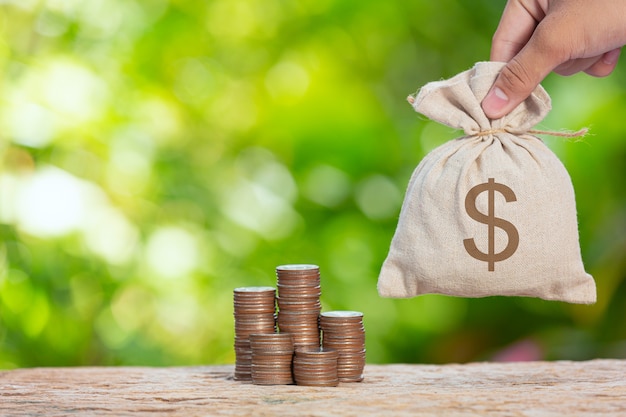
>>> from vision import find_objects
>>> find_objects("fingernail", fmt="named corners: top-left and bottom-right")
top-left (603, 49), bottom-right (621, 65)
top-left (482, 86), bottom-right (509, 118)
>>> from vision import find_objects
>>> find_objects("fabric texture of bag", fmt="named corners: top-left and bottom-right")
top-left (377, 61), bottom-right (596, 304)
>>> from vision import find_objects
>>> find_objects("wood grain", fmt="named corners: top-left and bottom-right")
top-left (1, 360), bottom-right (625, 416)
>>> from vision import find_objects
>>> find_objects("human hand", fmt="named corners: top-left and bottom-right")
top-left (481, 0), bottom-right (626, 119)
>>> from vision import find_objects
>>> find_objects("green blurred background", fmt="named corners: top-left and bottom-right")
top-left (0, 0), bottom-right (625, 368)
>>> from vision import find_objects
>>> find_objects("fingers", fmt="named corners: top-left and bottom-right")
top-left (482, 50), bottom-right (621, 120)
top-left (584, 48), bottom-right (621, 77)
top-left (483, 0), bottom-right (626, 119)
top-left (483, 0), bottom-right (555, 119)
top-left (482, 46), bottom-right (622, 120)
top-left (553, 48), bottom-right (621, 76)
top-left (490, 0), bottom-right (547, 62)
top-left (482, 33), bottom-right (558, 119)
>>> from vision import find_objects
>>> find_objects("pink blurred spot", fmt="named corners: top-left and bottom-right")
top-left (493, 339), bottom-right (543, 362)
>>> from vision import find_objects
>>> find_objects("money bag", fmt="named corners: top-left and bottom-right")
top-left (377, 61), bottom-right (596, 304)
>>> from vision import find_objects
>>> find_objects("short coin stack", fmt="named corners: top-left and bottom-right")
top-left (293, 348), bottom-right (339, 387)
top-left (320, 311), bottom-right (366, 382)
top-left (276, 265), bottom-right (321, 350)
top-left (249, 333), bottom-right (294, 385)
top-left (233, 287), bottom-right (277, 382)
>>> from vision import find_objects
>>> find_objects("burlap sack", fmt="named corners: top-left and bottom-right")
top-left (378, 61), bottom-right (596, 304)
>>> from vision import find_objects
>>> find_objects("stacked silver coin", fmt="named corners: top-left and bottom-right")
top-left (249, 333), bottom-right (294, 385)
top-left (320, 311), bottom-right (366, 382)
top-left (293, 348), bottom-right (339, 387)
top-left (276, 265), bottom-right (321, 350)
top-left (233, 287), bottom-right (277, 382)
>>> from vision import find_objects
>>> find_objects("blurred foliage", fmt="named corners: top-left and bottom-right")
top-left (0, 0), bottom-right (625, 369)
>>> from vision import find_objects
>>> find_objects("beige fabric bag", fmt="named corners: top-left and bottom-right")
top-left (378, 61), bottom-right (596, 304)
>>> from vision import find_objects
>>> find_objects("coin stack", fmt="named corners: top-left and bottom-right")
top-left (320, 311), bottom-right (366, 382)
top-left (233, 287), bottom-right (277, 382)
top-left (275, 265), bottom-right (321, 350)
top-left (293, 348), bottom-right (339, 387)
top-left (249, 333), bottom-right (295, 385)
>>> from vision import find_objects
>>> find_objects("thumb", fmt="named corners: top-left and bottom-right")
top-left (481, 57), bottom-right (550, 119)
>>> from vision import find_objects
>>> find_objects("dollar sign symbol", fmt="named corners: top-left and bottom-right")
top-left (463, 178), bottom-right (519, 271)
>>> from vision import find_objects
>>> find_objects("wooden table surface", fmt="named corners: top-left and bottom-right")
top-left (1, 359), bottom-right (625, 416)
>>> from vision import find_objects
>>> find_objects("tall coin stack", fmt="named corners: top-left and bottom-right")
top-left (275, 265), bottom-right (321, 350)
top-left (320, 311), bottom-right (366, 382)
top-left (249, 333), bottom-right (294, 385)
top-left (293, 348), bottom-right (339, 387)
top-left (233, 287), bottom-right (277, 382)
